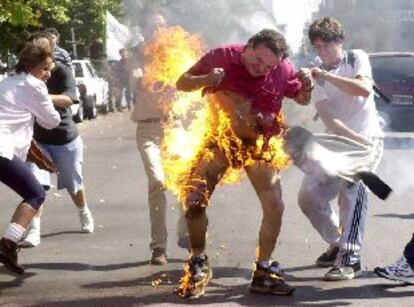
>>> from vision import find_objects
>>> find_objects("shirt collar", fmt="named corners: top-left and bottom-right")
top-left (230, 44), bottom-right (247, 64)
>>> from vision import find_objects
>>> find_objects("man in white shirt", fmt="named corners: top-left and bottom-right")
top-left (130, 13), bottom-right (187, 265)
top-left (297, 17), bottom-right (383, 281)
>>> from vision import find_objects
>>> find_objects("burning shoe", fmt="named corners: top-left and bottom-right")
top-left (174, 254), bottom-right (212, 298)
top-left (374, 256), bottom-right (414, 284)
top-left (324, 262), bottom-right (361, 281)
top-left (0, 238), bottom-right (24, 275)
top-left (316, 246), bottom-right (339, 267)
top-left (250, 261), bottom-right (295, 296)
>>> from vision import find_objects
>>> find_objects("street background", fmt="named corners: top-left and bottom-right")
top-left (1, 109), bottom-right (414, 306)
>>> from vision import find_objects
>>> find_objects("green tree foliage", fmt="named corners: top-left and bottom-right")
top-left (0, 0), bottom-right (68, 27)
top-left (0, 0), bottom-right (122, 58)
top-left (42, 0), bottom-right (123, 58)
top-left (0, 0), bottom-right (69, 55)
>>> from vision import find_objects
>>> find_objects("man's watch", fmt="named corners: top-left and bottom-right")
top-left (321, 69), bottom-right (329, 80)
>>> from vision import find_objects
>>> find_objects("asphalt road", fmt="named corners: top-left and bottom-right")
top-left (1, 109), bottom-right (414, 306)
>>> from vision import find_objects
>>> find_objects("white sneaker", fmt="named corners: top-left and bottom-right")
top-left (79, 209), bottom-right (94, 233)
top-left (374, 256), bottom-right (414, 284)
top-left (20, 228), bottom-right (41, 247)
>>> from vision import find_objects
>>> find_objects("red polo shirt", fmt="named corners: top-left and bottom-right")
top-left (187, 43), bottom-right (302, 114)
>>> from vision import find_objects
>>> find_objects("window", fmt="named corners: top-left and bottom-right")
top-left (371, 56), bottom-right (414, 81)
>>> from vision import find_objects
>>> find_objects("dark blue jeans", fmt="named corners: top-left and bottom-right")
top-left (404, 234), bottom-right (414, 269)
top-left (0, 155), bottom-right (45, 209)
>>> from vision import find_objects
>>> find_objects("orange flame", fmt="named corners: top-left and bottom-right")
top-left (141, 26), bottom-right (291, 204)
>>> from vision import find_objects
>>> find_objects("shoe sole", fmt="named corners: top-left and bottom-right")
top-left (18, 240), bottom-right (40, 248)
top-left (80, 229), bottom-right (94, 234)
top-left (0, 253), bottom-right (24, 275)
top-left (249, 285), bottom-right (295, 296)
top-left (324, 270), bottom-right (361, 281)
top-left (176, 269), bottom-right (212, 298)
top-left (374, 268), bottom-right (414, 284)
top-left (316, 260), bottom-right (335, 268)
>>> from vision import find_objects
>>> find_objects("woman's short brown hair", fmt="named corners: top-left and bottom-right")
top-left (15, 38), bottom-right (53, 74)
top-left (308, 17), bottom-right (345, 44)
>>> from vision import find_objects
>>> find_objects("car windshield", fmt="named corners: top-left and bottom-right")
top-left (371, 56), bottom-right (414, 81)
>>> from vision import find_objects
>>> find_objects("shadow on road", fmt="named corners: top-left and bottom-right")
top-left (0, 271), bottom-right (37, 292)
top-left (28, 282), bottom-right (414, 307)
top-left (24, 258), bottom-right (185, 272)
top-left (41, 231), bottom-right (81, 239)
top-left (374, 213), bottom-right (414, 220)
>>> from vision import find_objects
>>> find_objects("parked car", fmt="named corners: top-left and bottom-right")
top-left (71, 87), bottom-right (84, 123)
top-left (72, 59), bottom-right (109, 119)
top-left (369, 52), bottom-right (414, 131)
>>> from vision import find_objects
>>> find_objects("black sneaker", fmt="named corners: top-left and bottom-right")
top-left (316, 246), bottom-right (339, 267)
top-left (150, 248), bottom-right (167, 265)
top-left (0, 238), bottom-right (24, 275)
top-left (324, 262), bottom-right (362, 281)
top-left (250, 261), bottom-right (295, 296)
top-left (175, 254), bottom-right (212, 298)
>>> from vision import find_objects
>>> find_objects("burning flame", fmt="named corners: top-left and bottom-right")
top-left (142, 26), bottom-right (291, 204)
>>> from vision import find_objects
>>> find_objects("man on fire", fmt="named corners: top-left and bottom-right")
top-left (174, 29), bottom-right (313, 297)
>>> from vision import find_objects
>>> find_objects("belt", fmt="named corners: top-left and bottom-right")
top-left (138, 116), bottom-right (178, 123)
top-left (138, 118), bottom-right (161, 123)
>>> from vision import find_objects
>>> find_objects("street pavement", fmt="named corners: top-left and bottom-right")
top-left (1, 110), bottom-right (414, 306)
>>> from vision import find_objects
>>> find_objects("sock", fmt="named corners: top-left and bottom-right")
top-left (258, 260), bottom-right (272, 269)
top-left (29, 217), bottom-right (41, 233)
top-left (191, 253), bottom-right (205, 259)
top-left (3, 223), bottom-right (26, 243)
top-left (78, 205), bottom-right (89, 213)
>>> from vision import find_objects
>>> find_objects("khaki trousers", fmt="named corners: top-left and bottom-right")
top-left (136, 121), bottom-right (187, 250)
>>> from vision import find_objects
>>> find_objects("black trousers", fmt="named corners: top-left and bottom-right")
top-left (0, 155), bottom-right (45, 209)
top-left (404, 233), bottom-right (414, 269)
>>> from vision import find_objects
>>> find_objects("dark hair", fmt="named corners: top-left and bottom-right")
top-left (15, 38), bottom-right (53, 74)
top-left (247, 29), bottom-right (290, 59)
top-left (28, 30), bottom-right (54, 43)
top-left (308, 17), bottom-right (345, 44)
top-left (44, 27), bottom-right (60, 39)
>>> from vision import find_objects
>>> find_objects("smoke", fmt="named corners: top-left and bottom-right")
top-left (313, 0), bottom-right (414, 52)
top-left (121, 1), bottom-right (281, 47)
top-left (378, 145), bottom-right (414, 196)
top-left (121, 0), bottom-right (325, 52)
top-left (270, 0), bottom-right (322, 53)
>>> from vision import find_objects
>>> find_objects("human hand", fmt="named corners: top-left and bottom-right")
top-left (205, 67), bottom-right (225, 87)
top-left (26, 140), bottom-right (58, 173)
top-left (298, 68), bottom-right (314, 91)
top-left (310, 67), bottom-right (328, 80)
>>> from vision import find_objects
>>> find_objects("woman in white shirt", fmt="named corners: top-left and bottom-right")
top-left (0, 38), bottom-right (60, 275)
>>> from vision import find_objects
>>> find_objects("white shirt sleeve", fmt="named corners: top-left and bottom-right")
top-left (26, 83), bottom-right (61, 129)
top-left (353, 49), bottom-right (373, 79)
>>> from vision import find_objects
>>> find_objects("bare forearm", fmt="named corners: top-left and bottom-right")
top-left (176, 73), bottom-right (210, 92)
top-left (50, 95), bottom-right (73, 108)
top-left (324, 72), bottom-right (372, 97)
top-left (323, 117), bottom-right (371, 145)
